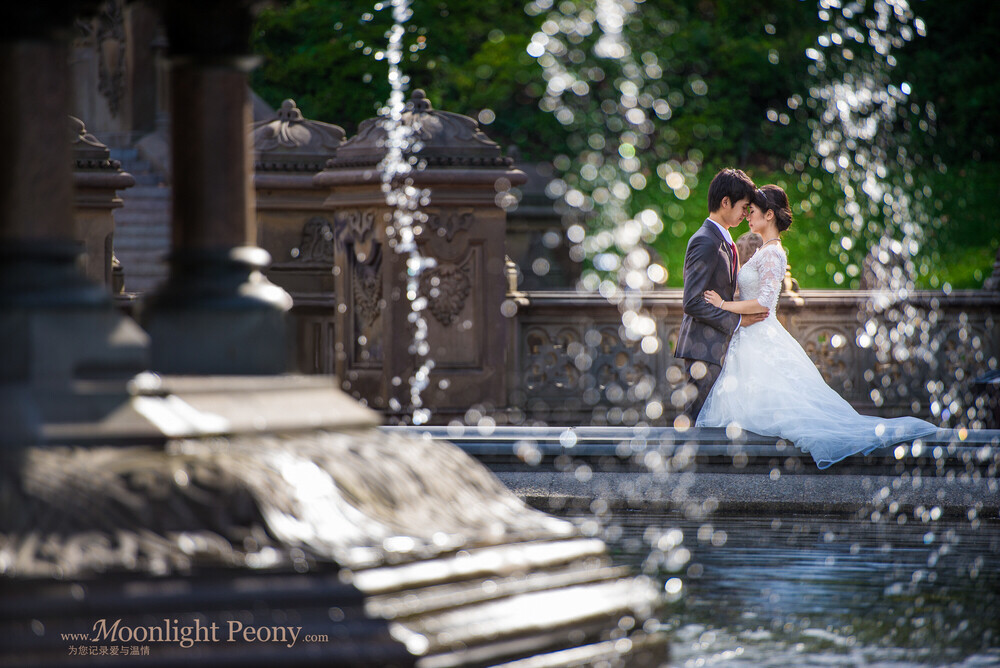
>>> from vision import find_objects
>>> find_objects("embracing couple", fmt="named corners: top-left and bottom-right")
top-left (674, 168), bottom-right (937, 469)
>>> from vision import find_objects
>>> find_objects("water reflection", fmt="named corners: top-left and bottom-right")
top-left (569, 509), bottom-right (999, 666)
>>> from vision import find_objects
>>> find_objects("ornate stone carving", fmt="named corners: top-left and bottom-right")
top-left (96, 1), bottom-right (126, 118)
top-left (333, 209), bottom-right (383, 333)
top-left (522, 323), bottom-right (652, 403)
top-left (425, 211), bottom-right (474, 243)
top-left (251, 99), bottom-right (346, 172)
top-left (295, 216), bottom-right (335, 263)
top-left (523, 327), bottom-right (582, 393)
top-left (328, 89), bottom-right (513, 169)
top-left (591, 326), bottom-right (654, 401)
top-left (421, 262), bottom-right (471, 326)
top-left (353, 249), bottom-right (383, 330)
top-left (800, 325), bottom-right (854, 392)
top-left (334, 209), bottom-right (377, 264)
top-left (932, 320), bottom-right (991, 387)
top-left (69, 116), bottom-right (120, 171)
top-left (76, 2), bottom-right (127, 117)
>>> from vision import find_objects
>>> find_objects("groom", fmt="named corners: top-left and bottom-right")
top-left (674, 168), bottom-right (767, 426)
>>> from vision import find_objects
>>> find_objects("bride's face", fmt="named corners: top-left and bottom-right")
top-left (746, 204), bottom-right (768, 233)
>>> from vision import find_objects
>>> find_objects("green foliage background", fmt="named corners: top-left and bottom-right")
top-left (251, 0), bottom-right (999, 289)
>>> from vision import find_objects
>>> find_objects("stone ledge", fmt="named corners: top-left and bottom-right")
top-left (35, 375), bottom-right (380, 445)
top-left (384, 425), bottom-right (999, 470)
top-left (497, 470), bottom-right (1000, 516)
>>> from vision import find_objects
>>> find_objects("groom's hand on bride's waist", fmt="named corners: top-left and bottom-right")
top-left (741, 311), bottom-right (769, 327)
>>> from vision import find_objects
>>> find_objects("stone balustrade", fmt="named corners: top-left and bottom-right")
top-left (509, 288), bottom-right (1000, 427)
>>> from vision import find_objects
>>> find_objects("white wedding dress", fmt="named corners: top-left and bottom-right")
top-left (695, 243), bottom-right (938, 469)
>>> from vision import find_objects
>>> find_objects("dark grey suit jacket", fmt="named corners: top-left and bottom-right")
top-left (674, 219), bottom-right (741, 366)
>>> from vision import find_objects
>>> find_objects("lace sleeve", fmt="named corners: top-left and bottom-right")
top-left (756, 247), bottom-right (786, 310)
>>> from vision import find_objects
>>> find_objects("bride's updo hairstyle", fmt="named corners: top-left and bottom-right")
top-left (752, 184), bottom-right (793, 232)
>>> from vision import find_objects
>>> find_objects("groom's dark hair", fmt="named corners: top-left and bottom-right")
top-left (708, 168), bottom-right (755, 212)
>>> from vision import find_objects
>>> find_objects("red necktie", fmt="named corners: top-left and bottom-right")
top-left (729, 241), bottom-right (737, 282)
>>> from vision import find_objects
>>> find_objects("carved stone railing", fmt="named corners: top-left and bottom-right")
top-left (509, 289), bottom-right (1000, 426)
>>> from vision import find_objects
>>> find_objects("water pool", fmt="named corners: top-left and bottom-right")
top-left (573, 509), bottom-right (999, 666)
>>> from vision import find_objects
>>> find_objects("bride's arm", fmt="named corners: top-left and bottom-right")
top-left (703, 290), bottom-right (768, 314)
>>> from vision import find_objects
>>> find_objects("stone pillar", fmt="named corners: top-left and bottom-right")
top-left (0, 4), bottom-right (148, 443)
top-left (141, 1), bottom-right (291, 374)
top-left (71, 116), bottom-right (135, 288)
top-left (314, 90), bottom-right (525, 420)
top-left (504, 160), bottom-right (579, 290)
top-left (251, 99), bottom-right (345, 374)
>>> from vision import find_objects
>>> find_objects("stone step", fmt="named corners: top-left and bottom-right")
top-left (116, 262), bottom-right (168, 275)
top-left (127, 172), bottom-right (164, 186)
top-left (108, 147), bottom-right (139, 162)
top-left (385, 425), bottom-right (999, 473)
top-left (121, 184), bottom-right (171, 199)
top-left (116, 265), bottom-right (168, 285)
top-left (115, 242), bottom-right (169, 255)
top-left (117, 225), bottom-right (169, 235)
top-left (115, 234), bottom-right (169, 246)
top-left (114, 238), bottom-right (171, 252)
top-left (116, 257), bottom-right (167, 272)
top-left (115, 210), bottom-right (171, 224)
top-left (121, 277), bottom-right (166, 294)
top-left (116, 204), bottom-right (170, 215)
top-left (116, 252), bottom-right (168, 268)
top-left (118, 268), bottom-right (167, 282)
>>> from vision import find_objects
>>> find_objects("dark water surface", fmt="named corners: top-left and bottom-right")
top-left (564, 508), bottom-right (1000, 666)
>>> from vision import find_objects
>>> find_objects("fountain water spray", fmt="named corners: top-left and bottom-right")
top-left (379, 0), bottom-right (435, 425)
top-left (798, 0), bottom-right (991, 427)
top-left (527, 0), bottom-right (672, 426)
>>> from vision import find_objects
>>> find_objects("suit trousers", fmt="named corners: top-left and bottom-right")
top-left (682, 359), bottom-right (722, 424)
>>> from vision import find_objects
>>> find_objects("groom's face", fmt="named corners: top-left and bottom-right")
top-left (724, 197), bottom-right (749, 227)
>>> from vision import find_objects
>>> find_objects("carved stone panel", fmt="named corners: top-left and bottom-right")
top-left (334, 209), bottom-right (384, 369)
top-left (520, 320), bottom-right (655, 409)
top-left (523, 327), bottom-right (582, 394)
top-left (95, 1), bottom-right (127, 118)
top-left (591, 326), bottom-right (655, 403)
top-left (419, 249), bottom-right (481, 368)
top-left (295, 216), bottom-right (335, 264)
top-left (421, 262), bottom-right (471, 327)
top-left (334, 209), bottom-right (377, 264)
top-left (353, 251), bottom-right (383, 330)
top-left (75, 0), bottom-right (127, 119)
top-left (425, 210), bottom-right (474, 244)
top-left (799, 324), bottom-right (856, 398)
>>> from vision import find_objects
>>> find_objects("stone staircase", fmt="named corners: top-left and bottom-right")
top-left (109, 147), bottom-right (171, 294)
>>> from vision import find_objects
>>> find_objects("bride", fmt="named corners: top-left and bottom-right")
top-left (696, 184), bottom-right (938, 469)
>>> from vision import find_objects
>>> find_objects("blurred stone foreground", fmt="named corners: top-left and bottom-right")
top-left (0, 2), bottom-right (664, 666)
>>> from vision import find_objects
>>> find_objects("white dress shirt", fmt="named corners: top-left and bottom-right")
top-left (707, 217), bottom-right (735, 245)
